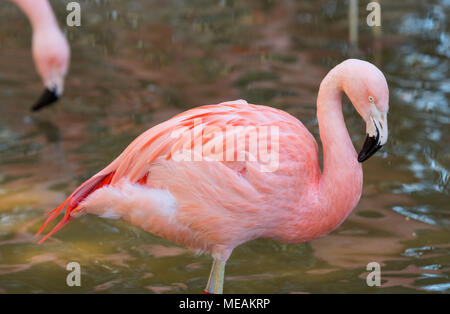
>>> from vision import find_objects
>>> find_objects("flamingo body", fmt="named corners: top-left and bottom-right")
top-left (37, 59), bottom-right (390, 293)
top-left (40, 99), bottom-right (328, 259)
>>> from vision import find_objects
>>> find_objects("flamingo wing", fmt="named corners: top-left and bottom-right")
top-left (36, 100), bottom-right (320, 246)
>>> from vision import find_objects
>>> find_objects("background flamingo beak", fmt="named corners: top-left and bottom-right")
top-left (31, 87), bottom-right (59, 111)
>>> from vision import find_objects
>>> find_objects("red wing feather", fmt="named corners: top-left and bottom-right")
top-left (35, 171), bottom-right (115, 243)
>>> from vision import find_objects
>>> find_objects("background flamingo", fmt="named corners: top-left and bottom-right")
top-left (9, 0), bottom-right (70, 110)
top-left (36, 59), bottom-right (389, 294)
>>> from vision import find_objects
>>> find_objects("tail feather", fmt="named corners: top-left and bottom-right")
top-left (36, 171), bottom-right (115, 243)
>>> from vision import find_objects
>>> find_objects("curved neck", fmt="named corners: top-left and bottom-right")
top-left (316, 67), bottom-right (363, 220)
top-left (11, 0), bottom-right (58, 30)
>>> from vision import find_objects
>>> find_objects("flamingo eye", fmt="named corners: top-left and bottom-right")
top-left (368, 96), bottom-right (374, 102)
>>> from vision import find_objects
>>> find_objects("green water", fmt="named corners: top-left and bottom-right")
top-left (0, 0), bottom-right (448, 293)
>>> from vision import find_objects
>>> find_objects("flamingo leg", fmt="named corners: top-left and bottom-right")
top-left (204, 259), bottom-right (226, 294)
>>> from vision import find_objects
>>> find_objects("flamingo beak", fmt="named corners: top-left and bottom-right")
top-left (358, 127), bottom-right (382, 162)
top-left (358, 105), bottom-right (388, 162)
top-left (31, 87), bottom-right (59, 111)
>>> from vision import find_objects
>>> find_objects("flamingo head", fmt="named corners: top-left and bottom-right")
top-left (340, 59), bottom-right (389, 162)
top-left (31, 26), bottom-right (70, 111)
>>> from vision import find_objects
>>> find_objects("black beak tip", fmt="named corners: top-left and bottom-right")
top-left (357, 153), bottom-right (366, 163)
top-left (358, 151), bottom-right (372, 163)
top-left (358, 134), bottom-right (382, 163)
top-left (31, 88), bottom-right (59, 112)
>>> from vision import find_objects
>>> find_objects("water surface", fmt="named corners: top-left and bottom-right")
top-left (0, 0), bottom-right (448, 293)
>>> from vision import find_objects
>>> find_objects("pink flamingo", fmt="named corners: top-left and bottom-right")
top-left (10, 0), bottom-right (70, 110)
top-left (36, 59), bottom-right (389, 293)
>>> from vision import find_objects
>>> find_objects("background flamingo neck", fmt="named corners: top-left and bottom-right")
top-left (13, 0), bottom-right (58, 30)
top-left (316, 68), bottom-right (363, 223)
